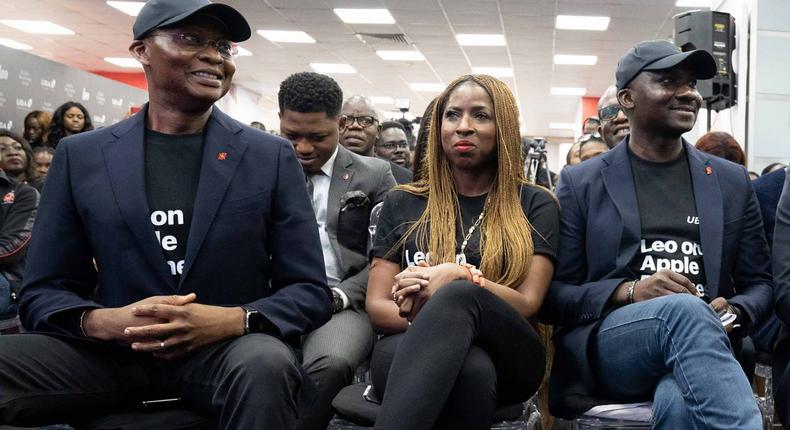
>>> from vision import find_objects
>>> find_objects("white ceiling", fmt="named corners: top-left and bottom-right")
top-left (0, 0), bottom-right (704, 137)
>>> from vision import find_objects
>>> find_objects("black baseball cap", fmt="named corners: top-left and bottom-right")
top-left (615, 40), bottom-right (717, 90)
top-left (133, 0), bottom-right (251, 42)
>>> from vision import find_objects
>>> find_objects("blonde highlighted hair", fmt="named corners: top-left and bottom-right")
top-left (395, 74), bottom-right (534, 287)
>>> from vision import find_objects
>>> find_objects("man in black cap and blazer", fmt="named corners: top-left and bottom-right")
top-left (0, 1), bottom-right (331, 428)
top-left (541, 40), bottom-right (770, 428)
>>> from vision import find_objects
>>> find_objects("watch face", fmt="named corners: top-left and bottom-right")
top-left (248, 311), bottom-right (264, 333)
top-left (332, 290), bottom-right (343, 312)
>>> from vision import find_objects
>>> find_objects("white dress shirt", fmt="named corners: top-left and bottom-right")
top-left (308, 146), bottom-right (349, 309)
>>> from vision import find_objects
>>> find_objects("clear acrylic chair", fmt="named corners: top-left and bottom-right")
top-left (571, 403), bottom-right (651, 430)
top-left (754, 351), bottom-right (774, 430)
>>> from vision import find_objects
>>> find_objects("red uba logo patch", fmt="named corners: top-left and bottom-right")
top-left (217, 152), bottom-right (228, 161)
top-left (2, 192), bottom-right (14, 204)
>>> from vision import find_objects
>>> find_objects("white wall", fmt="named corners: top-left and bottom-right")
top-left (216, 84), bottom-right (275, 130)
top-left (545, 138), bottom-right (574, 173)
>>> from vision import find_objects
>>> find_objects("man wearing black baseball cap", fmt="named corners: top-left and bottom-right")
top-left (542, 40), bottom-right (770, 428)
top-left (0, 1), bottom-right (331, 428)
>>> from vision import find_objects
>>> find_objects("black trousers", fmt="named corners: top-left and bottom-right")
top-left (371, 281), bottom-right (545, 430)
top-left (0, 333), bottom-right (310, 429)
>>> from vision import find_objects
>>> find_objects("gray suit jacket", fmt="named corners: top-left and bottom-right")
top-left (327, 145), bottom-right (396, 309)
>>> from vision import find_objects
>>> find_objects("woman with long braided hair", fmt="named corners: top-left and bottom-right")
top-left (366, 74), bottom-right (559, 429)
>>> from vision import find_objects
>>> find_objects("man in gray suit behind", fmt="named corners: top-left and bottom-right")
top-left (278, 72), bottom-right (396, 430)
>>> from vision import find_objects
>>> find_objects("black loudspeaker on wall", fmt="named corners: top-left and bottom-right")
top-left (674, 10), bottom-right (737, 111)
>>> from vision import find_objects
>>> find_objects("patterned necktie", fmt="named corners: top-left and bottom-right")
top-left (305, 174), bottom-right (315, 201)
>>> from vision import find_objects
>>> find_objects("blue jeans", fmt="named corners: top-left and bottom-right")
top-left (592, 294), bottom-right (761, 429)
top-left (0, 273), bottom-right (16, 318)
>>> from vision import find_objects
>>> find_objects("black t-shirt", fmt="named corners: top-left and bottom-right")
top-left (628, 146), bottom-right (707, 298)
top-left (372, 186), bottom-right (559, 272)
top-left (145, 129), bottom-right (203, 282)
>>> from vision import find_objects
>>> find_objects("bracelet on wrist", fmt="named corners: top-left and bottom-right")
top-left (79, 310), bottom-right (89, 337)
top-left (626, 280), bottom-right (638, 304)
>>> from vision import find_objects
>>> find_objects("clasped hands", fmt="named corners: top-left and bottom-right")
top-left (391, 261), bottom-right (469, 322)
top-left (82, 293), bottom-right (244, 360)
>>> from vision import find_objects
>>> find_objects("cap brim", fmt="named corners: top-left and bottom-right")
top-left (156, 3), bottom-right (251, 42)
top-left (643, 49), bottom-right (717, 80)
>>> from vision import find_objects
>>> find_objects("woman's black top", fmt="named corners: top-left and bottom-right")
top-left (372, 185), bottom-right (559, 272)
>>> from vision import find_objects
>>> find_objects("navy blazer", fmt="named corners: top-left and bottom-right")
top-left (19, 105), bottom-right (332, 342)
top-left (540, 138), bottom-right (773, 418)
top-left (771, 169), bottom-right (790, 427)
top-left (754, 168), bottom-right (787, 249)
top-left (773, 170), bottom-right (790, 326)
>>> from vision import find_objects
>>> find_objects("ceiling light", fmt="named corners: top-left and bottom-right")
top-left (334, 8), bottom-right (395, 24)
top-left (106, 1), bottom-right (145, 16)
top-left (310, 63), bottom-right (356, 74)
top-left (472, 67), bottom-right (513, 77)
top-left (549, 122), bottom-right (577, 130)
top-left (395, 98), bottom-right (410, 110)
top-left (257, 30), bottom-right (315, 44)
top-left (380, 111), bottom-right (399, 119)
top-left (409, 83), bottom-right (445, 92)
top-left (0, 38), bottom-right (32, 50)
top-left (376, 50), bottom-right (424, 61)
top-left (235, 46), bottom-right (253, 56)
top-left (551, 87), bottom-right (587, 96)
top-left (104, 57), bottom-right (142, 68)
top-left (553, 54), bottom-right (598, 65)
top-left (555, 15), bottom-right (610, 31)
top-left (381, 111), bottom-right (416, 121)
top-left (370, 96), bottom-right (395, 105)
top-left (0, 20), bottom-right (74, 35)
top-left (456, 34), bottom-right (506, 46)
top-left (675, 0), bottom-right (711, 7)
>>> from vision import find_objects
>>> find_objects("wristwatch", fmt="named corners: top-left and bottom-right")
top-left (244, 308), bottom-right (265, 334)
top-left (331, 289), bottom-right (344, 314)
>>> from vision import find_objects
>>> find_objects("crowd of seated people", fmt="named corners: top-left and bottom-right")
top-left (0, 1), bottom-right (789, 430)
top-left (0, 132), bottom-right (38, 321)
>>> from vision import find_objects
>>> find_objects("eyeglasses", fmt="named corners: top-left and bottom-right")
top-left (576, 133), bottom-right (602, 144)
top-left (0, 143), bottom-right (23, 153)
top-left (376, 142), bottom-right (409, 150)
top-left (343, 115), bottom-right (378, 128)
top-left (583, 117), bottom-right (601, 126)
top-left (150, 32), bottom-right (238, 59)
top-left (598, 105), bottom-right (622, 122)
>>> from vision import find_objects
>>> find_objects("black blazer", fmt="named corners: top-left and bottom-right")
top-left (541, 138), bottom-right (773, 418)
top-left (19, 105), bottom-right (332, 342)
top-left (389, 162), bottom-right (413, 185)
